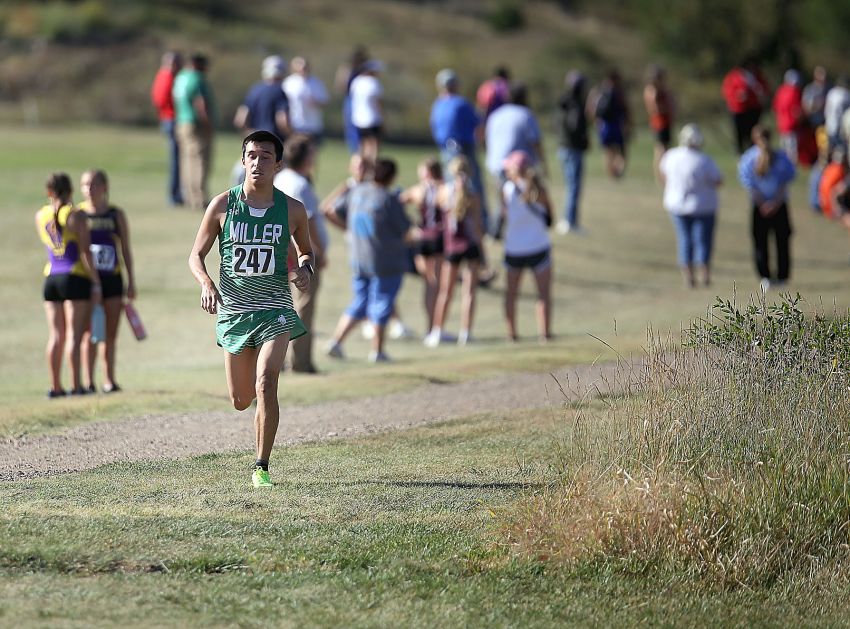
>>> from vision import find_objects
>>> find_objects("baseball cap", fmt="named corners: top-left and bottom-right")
top-left (436, 68), bottom-right (458, 89)
top-left (262, 55), bottom-right (286, 79)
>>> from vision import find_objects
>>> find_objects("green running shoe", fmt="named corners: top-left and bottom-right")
top-left (252, 467), bottom-right (272, 488)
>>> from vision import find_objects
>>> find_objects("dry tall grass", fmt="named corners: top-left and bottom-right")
top-left (509, 293), bottom-right (850, 589)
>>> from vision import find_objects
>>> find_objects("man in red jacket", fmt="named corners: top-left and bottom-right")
top-left (773, 69), bottom-right (804, 165)
top-left (722, 58), bottom-right (770, 154)
top-left (150, 51), bottom-right (184, 206)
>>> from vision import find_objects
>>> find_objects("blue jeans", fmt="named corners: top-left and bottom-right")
top-left (557, 147), bottom-right (584, 226)
top-left (440, 142), bottom-right (489, 232)
top-left (345, 274), bottom-right (404, 325)
top-left (160, 120), bottom-right (182, 204)
top-left (670, 214), bottom-right (715, 266)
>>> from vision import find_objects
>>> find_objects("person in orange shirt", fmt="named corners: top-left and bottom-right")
top-left (819, 147), bottom-right (847, 218)
top-left (643, 64), bottom-right (675, 181)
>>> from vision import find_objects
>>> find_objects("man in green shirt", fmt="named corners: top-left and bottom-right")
top-left (173, 53), bottom-right (216, 210)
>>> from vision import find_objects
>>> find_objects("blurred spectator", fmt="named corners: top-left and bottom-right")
top-left (274, 135), bottom-right (328, 374)
top-left (172, 53), bottom-right (216, 210)
top-left (36, 173), bottom-right (100, 397)
top-left (772, 69), bottom-right (804, 164)
top-left (555, 70), bottom-right (590, 235)
top-left (824, 75), bottom-right (850, 150)
top-left (738, 125), bottom-right (796, 290)
top-left (659, 124), bottom-right (723, 288)
top-left (485, 83), bottom-right (545, 185)
top-left (282, 56), bottom-right (329, 144)
top-left (150, 51), bottom-right (183, 206)
top-left (499, 150), bottom-right (553, 343)
top-left (349, 59), bottom-right (385, 162)
top-left (78, 169), bottom-right (136, 394)
top-left (430, 68), bottom-right (488, 227)
top-left (233, 55), bottom-right (290, 141)
top-left (589, 69), bottom-right (631, 179)
top-left (325, 159), bottom-right (416, 363)
top-left (818, 146), bottom-right (848, 219)
top-left (335, 46), bottom-right (370, 154)
top-left (802, 66), bottom-right (830, 146)
top-left (643, 64), bottom-right (675, 180)
top-left (722, 58), bottom-right (770, 154)
top-left (400, 157), bottom-right (444, 335)
top-left (425, 156), bottom-right (483, 348)
top-left (476, 66), bottom-right (511, 120)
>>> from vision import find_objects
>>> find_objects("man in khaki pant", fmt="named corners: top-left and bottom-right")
top-left (172, 54), bottom-right (215, 210)
top-left (273, 135), bottom-right (328, 373)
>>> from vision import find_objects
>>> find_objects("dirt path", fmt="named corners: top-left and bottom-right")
top-left (0, 361), bottom-right (630, 482)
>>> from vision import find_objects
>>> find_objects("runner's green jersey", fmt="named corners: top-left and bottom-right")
top-left (218, 185), bottom-right (293, 315)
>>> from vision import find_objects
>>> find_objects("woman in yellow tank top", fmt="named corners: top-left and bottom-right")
top-left (35, 173), bottom-right (101, 397)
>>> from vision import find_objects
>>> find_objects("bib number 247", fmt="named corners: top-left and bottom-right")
top-left (232, 245), bottom-right (275, 276)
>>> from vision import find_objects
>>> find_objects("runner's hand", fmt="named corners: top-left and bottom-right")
top-left (200, 281), bottom-right (221, 314)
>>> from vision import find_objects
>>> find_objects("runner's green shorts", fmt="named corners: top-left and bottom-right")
top-left (216, 306), bottom-right (307, 354)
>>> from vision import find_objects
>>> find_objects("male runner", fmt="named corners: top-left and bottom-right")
top-left (189, 130), bottom-right (313, 488)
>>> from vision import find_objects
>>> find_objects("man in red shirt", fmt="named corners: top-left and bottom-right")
top-left (722, 58), bottom-right (770, 154)
top-left (773, 69), bottom-right (804, 165)
top-left (150, 51), bottom-right (183, 205)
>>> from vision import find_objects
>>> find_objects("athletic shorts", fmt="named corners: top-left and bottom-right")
top-left (414, 236), bottom-right (444, 258)
top-left (345, 274), bottom-right (403, 325)
top-left (43, 273), bottom-right (91, 302)
top-left (504, 248), bottom-right (552, 273)
top-left (100, 274), bottom-right (124, 300)
top-left (655, 126), bottom-right (671, 148)
top-left (216, 306), bottom-right (306, 355)
top-left (446, 244), bottom-right (482, 265)
top-left (356, 125), bottom-right (383, 139)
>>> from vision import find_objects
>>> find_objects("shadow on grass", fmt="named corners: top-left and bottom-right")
top-left (300, 479), bottom-right (545, 491)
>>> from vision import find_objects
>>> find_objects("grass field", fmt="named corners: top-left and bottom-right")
top-left (4, 124), bottom-right (850, 437)
top-left (3, 123), bottom-right (850, 625)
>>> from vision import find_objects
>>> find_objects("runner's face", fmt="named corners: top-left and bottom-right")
top-left (80, 173), bottom-right (106, 204)
top-left (242, 142), bottom-right (281, 183)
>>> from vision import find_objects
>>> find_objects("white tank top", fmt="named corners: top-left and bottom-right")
top-left (503, 180), bottom-right (550, 256)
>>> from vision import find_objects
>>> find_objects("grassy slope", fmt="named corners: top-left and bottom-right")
top-left (4, 123), bottom-right (850, 436)
top-left (2, 409), bottom-right (848, 628)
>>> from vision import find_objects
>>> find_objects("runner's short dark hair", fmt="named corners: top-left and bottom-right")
top-left (242, 130), bottom-right (284, 161)
top-left (374, 158), bottom-right (397, 185)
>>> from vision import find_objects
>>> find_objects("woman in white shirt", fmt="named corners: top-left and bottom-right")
top-left (659, 123), bottom-right (723, 288)
top-left (349, 60), bottom-right (385, 162)
top-left (500, 150), bottom-right (553, 342)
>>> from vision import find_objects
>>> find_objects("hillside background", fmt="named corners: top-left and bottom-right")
top-left (1, 0), bottom-right (849, 142)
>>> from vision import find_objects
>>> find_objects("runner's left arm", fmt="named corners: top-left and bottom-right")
top-left (287, 196), bottom-right (313, 293)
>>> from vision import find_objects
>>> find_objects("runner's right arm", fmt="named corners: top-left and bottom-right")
top-left (188, 193), bottom-right (227, 314)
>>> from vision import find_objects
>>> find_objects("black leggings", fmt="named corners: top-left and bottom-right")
top-left (751, 202), bottom-right (792, 282)
top-left (733, 109), bottom-right (762, 154)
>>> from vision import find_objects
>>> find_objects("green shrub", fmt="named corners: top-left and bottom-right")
top-left (509, 294), bottom-right (850, 588)
top-left (488, 1), bottom-right (525, 32)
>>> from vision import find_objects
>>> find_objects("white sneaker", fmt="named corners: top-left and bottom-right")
top-left (368, 350), bottom-right (391, 363)
top-left (361, 323), bottom-right (376, 340)
top-left (759, 277), bottom-right (771, 293)
top-left (556, 220), bottom-right (570, 235)
top-left (389, 319), bottom-right (415, 340)
top-left (325, 341), bottom-right (345, 359)
top-left (423, 329), bottom-right (441, 348)
top-left (457, 330), bottom-right (472, 346)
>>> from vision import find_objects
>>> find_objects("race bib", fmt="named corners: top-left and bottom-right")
top-left (90, 244), bottom-right (116, 272)
top-left (232, 245), bottom-right (275, 276)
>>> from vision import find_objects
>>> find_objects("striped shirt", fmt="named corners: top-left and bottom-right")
top-left (218, 185), bottom-right (293, 315)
